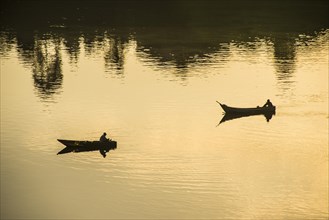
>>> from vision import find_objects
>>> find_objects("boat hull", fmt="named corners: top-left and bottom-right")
top-left (57, 139), bottom-right (117, 154)
top-left (217, 101), bottom-right (276, 124)
top-left (219, 103), bottom-right (276, 114)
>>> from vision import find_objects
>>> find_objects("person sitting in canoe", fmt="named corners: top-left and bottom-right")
top-left (99, 132), bottom-right (109, 158)
top-left (263, 99), bottom-right (273, 108)
top-left (100, 132), bottom-right (108, 142)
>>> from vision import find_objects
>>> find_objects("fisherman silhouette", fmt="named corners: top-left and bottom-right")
top-left (100, 132), bottom-right (108, 142)
top-left (99, 132), bottom-right (109, 157)
top-left (263, 99), bottom-right (273, 107)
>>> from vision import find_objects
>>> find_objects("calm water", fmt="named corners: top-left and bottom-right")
top-left (1, 1), bottom-right (328, 219)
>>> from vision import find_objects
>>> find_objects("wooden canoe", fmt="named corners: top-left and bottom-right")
top-left (57, 139), bottom-right (117, 155)
top-left (217, 101), bottom-right (276, 114)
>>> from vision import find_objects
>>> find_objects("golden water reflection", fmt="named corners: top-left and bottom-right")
top-left (1, 29), bottom-right (327, 218)
top-left (0, 1), bottom-right (328, 219)
top-left (1, 29), bottom-right (328, 102)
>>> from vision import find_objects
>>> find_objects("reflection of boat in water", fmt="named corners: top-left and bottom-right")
top-left (217, 101), bottom-right (276, 124)
top-left (218, 112), bottom-right (275, 124)
top-left (57, 139), bottom-right (117, 158)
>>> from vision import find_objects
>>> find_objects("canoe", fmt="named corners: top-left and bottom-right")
top-left (57, 139), bottom-right (117, 155)
top-left (217, 101), bottom-right (276, 114)
top-left (216, 101), bottom-right (276, 125)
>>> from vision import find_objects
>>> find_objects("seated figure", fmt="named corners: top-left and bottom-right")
top-left (263, 99), bottom-right (273, 108)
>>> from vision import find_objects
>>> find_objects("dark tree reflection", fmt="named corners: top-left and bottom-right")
top-left (0, 32), bottom-right (16, 56)
top-left (134, 27), bottom-right (229, 75)
top-left (104, 36), bottom-right (126, 74)
top-left (16, 31), bottom-right (36, 65)
top-left (83, 31), bottom-right (106, 56)
top-left (0, 31), bottom-right (64, 101)
top-left (272, 36), bottom-right (297, 94)
top-left (63, 33), bottom-right (81, 64)
top-left (0, 0), bottom-right (327, 100)
top-left (32, 38), bottom-right (63, 100)
top-left (273, 36), bottom-right (296, 75)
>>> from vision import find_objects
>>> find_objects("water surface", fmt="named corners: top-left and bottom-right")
top-left (1, 1), bottom-right (328, 219)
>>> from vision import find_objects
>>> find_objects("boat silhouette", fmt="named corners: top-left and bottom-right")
top-left (57, 139), bottom-right (117, 158)
top-left (217, 101), bottom-right (276, 125)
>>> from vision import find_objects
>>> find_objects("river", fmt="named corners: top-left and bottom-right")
top-left (1, 1), bottom-right (328, 219)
